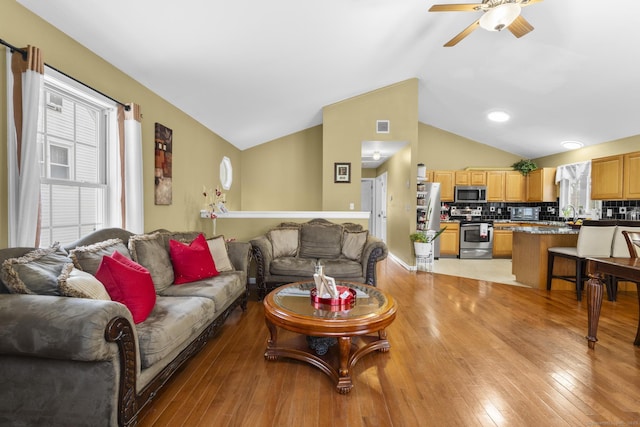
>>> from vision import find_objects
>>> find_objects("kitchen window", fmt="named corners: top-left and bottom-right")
top-left (555, 160), bottom-right (602, 219)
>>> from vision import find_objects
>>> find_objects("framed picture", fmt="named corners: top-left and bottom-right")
top-left (334, 162), bottom-right (351, 183)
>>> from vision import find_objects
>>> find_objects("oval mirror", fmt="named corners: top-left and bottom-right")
top-left (220, 156), bottom-right (232, 190)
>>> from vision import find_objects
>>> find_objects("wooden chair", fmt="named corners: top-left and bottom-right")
top-left (546, 220), bottom-right (617, 301)
top-left (623, 230), bottom-right (640, 257)
top-left (607, 222), bottom-right (640, 300)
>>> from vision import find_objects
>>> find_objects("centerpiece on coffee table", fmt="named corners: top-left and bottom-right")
top-left (310, 265), bottom-right (356, 310)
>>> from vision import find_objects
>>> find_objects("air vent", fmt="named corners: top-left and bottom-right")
top-left (376, 120), bottom-right (390, 133)
top-left (46, 92), bottom-right (63, 113)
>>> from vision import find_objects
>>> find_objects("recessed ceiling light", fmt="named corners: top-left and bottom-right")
top-left (561, 140), bottom-right (584, 150)
top-left (372, 151), bottom-right (381, 161)
top-left (487, 111), bottom-right (510, 122)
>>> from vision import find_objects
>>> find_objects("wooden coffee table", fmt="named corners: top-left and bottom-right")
top-left (263, 281), bottom-right (396, 394)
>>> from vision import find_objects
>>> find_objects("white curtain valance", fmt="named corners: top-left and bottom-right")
top-left (555, 160), bottom-right (591, 184)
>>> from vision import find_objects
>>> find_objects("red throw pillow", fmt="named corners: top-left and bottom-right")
top-left (95, 251), bottom-right (157, 324)
top-left (169, 233), bottom-right (219, 284)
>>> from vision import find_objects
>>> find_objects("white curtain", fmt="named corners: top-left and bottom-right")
top-left (6, 46), bottom-right (44, 247)
top-left (124, 104), bottom-right (144, 233)
top-left (112, 103), bottom-right (144, 233)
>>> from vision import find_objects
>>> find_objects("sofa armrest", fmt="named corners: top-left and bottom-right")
top-left (361, 236), bottom-right (388, 286)
top-left (249, 235), bottom-right (274, 298)
top-left (0, 294), bottom-right (134, 361)
top-left (227, 241), bottom-right (251, 275)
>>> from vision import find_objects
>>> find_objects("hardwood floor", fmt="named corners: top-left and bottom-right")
top-left (137, 258), bottom-right (640, 427)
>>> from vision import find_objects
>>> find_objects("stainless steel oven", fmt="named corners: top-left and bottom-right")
top-left (459, 221), bottom-right (493, 259)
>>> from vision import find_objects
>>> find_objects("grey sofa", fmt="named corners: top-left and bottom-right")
top-left (0, 227), bottom-right (251, 427)
top-left (250, 218), bottom-right (388, 299)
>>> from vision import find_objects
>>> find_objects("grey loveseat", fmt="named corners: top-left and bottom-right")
top-left (250, 218), bottom-right (388, 299)
top-left (0, 227), bottom-right (250, 427)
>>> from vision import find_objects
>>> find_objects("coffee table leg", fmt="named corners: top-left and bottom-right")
top-left (336, 336), bottom-right (353, 394)
top-left (586, 274), bottom-right (604, 349)
top-left (264, 319), bottom-right (279, 361)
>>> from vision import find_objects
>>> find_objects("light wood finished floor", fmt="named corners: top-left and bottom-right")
top-left (137, 259), bottom-right (640, 427)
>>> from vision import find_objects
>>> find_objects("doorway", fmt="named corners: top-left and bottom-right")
top-left (361, 173), bottom-right (387, 243)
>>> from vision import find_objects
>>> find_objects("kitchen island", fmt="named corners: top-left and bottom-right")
top-left (510, 226), bottom-right (579, 289)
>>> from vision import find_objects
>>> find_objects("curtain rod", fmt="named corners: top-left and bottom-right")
top-left (1, 38), bottom-right (130, 111)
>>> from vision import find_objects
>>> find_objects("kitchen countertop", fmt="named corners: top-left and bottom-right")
top-left (508, 226), bottom-right (578, 234)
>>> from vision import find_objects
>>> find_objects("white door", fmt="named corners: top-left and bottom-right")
top-left (361, 179), bottom-right (374, 233)
top-left (374, 172), bottom-right (388, 242)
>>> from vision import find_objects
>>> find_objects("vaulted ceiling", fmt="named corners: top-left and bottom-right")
top-left (18, 0), bottom-right (640, 159)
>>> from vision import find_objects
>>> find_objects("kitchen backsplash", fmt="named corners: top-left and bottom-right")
top-left (443, 199), bottom-right (640, 222)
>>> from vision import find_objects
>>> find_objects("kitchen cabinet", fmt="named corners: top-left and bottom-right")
top-left (505, 171), bottom-right (526, 202)
top-left (487, 171), bottom-right (526, 202)
top-left (492, 224), bottom-right (514, 258)
top-left (591, 154), bottom-right (623, 200)
top-left (623, 151), bottom-right (640, 199)
top-left (455, 171), bottom-right (486, 186)
top-left (526, 167), bottom-right (557, 202)
top-left (439, 222), bottom-right (459, 257)
top-left (486, 171), bottom-right (506, 201)
top-left (430, 170), bottom-right (455, 202)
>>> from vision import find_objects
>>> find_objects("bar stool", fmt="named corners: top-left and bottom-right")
top-left (546, 220), bottom-right (617, 301)
top-left (608, 222), bottom-right (640, 300)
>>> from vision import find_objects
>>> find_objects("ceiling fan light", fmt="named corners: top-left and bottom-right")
top-left (561, 140), bottom-right (584, 150)
top-left (479, 4), bottom-right (521, 32)
top-left (372, 151), bottom-right (381, 161)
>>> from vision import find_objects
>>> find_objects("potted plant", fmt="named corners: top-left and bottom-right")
top-left (410, 226), bottom-right (447, 255)
top-left (512, 159), bottom-right (538, 176)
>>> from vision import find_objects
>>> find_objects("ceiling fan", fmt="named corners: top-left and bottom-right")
top-left (428, 0), bottom-right (543, 47)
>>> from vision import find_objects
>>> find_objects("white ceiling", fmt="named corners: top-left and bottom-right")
top-left (18, 0), bottom-right (640, 159)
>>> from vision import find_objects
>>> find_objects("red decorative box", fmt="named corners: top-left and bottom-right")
top-left (310, 286), bottom-right (356, 311)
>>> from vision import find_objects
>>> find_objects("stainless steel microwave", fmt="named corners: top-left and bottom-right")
top-left (454, 186), bottom-right (487, 203)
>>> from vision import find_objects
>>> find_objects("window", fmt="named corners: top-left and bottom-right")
top-left (556, 161), bottom-right (602, 219)
top-left (37, 69), bottom-right (117, 246)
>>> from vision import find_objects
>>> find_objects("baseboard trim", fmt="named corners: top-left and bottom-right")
top-left (388, 252), bottom-right (416, 271)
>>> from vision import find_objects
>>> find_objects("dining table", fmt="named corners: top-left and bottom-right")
top-left (585, 257), bottom-right (640, 349)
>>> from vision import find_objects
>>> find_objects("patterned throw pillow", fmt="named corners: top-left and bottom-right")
top-left (95, 251), bottom-right (156, 323)
top-left (206, 236), bottom-right (234, 272)
top-left (169, 233), bottom-right (219, 284)
top-left (268, 228), bottom-right (299, 258)
top-left (1, 244), bottom-right (71, 295)
top-left (69, 238), bottom-right (131, 275)
top-left (128, 232), bottom-right (174, 292)
top-left (58, 263), bottom-right (111, 300)
top-left (342, 230), bottom-right (369, 261)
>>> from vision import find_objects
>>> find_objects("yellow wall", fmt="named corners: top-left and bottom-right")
top-left (376, 144), bottom-right (414, 264)
top-left (534, 135), bottom-right (640, 166)
top-left (322, 79), bottom-right (419, 211)
top-left (240, 126), bottom-right (322, 210)
top-left (417, 123), bottom-right (522, 169)
top-left (322, 79), bottom-right (419, 265)
top-left (0, 2), bottom-right (241, 246)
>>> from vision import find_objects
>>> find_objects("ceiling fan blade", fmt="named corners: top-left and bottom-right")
top-left (508, 15), bottom-right (534, 38)
top-left (429, 4), bottom-right (481, 12)
top-left (443, 19), bottom-right (480, 47)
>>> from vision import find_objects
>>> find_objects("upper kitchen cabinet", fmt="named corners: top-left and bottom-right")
top-left (505, 171), bottom-right (526, 202)
top-left (591, 154), bottom-right (624, 199)
top-left (455, 171), bottom-right (486, 186)
top-left (486, 171), bottom-right (506, 201)
top-left (526, 167), bottom-right (557, 202)
top-left (430, 170), bottom-right (455, 202)
top-left (623, 151), bottom-right (640, 199)
top-left (488, 171), bottom-right (525, 202)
